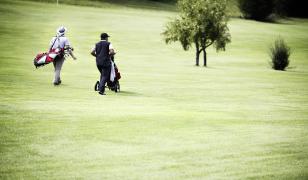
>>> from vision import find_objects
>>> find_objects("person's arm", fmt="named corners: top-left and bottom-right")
top-left (109, 43), bottom-right (115, 56)
top-left (109, 49), bottom-right (115, 56)
top-left (64, 38), bottom-right (77, 60)
top-left (69, 50), bottom-right (77, 60)
top-left (91, 46), bottom-right (96, 57)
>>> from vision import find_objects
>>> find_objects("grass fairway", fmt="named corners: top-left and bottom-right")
top-left (1, 0), bottom-right (308, 179)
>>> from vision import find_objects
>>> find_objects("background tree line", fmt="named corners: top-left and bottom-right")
top-left (276, 0), bottom-right (307, 17)
top-left (145, 0), bottom-right (308, 19)
top-left (149, 0), bottom-right (307, 18)
top-left (239, 0), bottom-right (308, 21)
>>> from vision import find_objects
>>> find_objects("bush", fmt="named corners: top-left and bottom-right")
top-left (269, 38), bottom-right (291, 71)
top-left (239, 0), bottom-right (274, 21)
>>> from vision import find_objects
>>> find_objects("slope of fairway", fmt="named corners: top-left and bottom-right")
top-left (26, 0), bottom-right (240, 16)
top-left (26, 0), bottom-right (177, 11)
top-left (0, 0), bottom-right (308, 179)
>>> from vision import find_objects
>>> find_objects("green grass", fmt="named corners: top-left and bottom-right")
top-left (0, 0), bottom-right (308, 179)
top-left (25, 0), bottom-right (240, 16)
top-left (26, 0), bottom-right (177, 11)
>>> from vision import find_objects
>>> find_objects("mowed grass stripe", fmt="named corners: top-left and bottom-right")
top-left (0, 0), bottom-right (307, 179)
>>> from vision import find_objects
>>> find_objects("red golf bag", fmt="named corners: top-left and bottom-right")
top-left (33, 48), bottom-right (64, 68)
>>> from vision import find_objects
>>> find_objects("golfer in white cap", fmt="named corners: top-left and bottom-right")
top-left (49, 26), bottom-right (77, 85)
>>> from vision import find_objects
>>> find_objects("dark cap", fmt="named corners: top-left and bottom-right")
top-left (101, 33), bottom-right (110, 39)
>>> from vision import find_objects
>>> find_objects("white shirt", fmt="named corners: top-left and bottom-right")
top-left (92, 40), bottom-right (114, 52)
top-left (50, 36), bottom-right (70, 49)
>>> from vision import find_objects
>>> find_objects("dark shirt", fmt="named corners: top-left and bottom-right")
top-left (95, 41), bottom-right (111, 67)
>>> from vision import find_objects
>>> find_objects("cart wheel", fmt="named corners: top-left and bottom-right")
top-left (94, 81), bottom-right (99, 91)
top-left (114, 84), bottom-right (118, 92)
top-left (116, 81), bottom-right (120, 92)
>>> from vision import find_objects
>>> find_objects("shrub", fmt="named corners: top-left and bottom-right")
top-left (239, 0), bottom-right (274, 21)
top-left (269, 38), bottom-right (291, 71)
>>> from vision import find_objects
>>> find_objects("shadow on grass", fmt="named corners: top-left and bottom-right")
top-left (238, 16), bottom-right (295, 25)
top-left (118, 90), bottom-right (141, 96)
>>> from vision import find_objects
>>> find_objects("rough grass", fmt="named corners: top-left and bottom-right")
top-left (0, 0), bottom-right (308, 179)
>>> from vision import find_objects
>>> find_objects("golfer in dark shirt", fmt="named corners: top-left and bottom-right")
top-left (91, 33), bottom-right (115, 95)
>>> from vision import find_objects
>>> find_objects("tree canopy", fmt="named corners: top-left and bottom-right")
top-left (162, 0), bottom-right (231, 66)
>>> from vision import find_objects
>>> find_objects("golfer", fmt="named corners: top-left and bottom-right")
top-left (50, 26), bottom-right (76, 85)
top-left (91, 33), bottom-right (115, 95)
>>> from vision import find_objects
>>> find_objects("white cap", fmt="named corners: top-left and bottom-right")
top-left (56, 26), bottom-right (67, 36)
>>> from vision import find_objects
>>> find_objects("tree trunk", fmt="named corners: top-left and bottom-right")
top-left (195, 41), bottom-right (200, 66)
top-left (196, 50), bottom-right (200, 66)
top-left (203, 48), bottom-right (207, 67)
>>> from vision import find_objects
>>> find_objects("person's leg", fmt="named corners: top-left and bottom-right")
top-left (53, 61), bottom-right (57, 84)
top-left (98, 66), bottom-right (111, 94)
top-left (96, 65), bottom-right (102, 74)
top-left (54, 58), bottom-right (64, 85)
top-left (97, 65), bottom-right (104, 93)
top-left (96, 65), bottom-right (102, 91)
top-left (53, 61), bottom-right (56, 69)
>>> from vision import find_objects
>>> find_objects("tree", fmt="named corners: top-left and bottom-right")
top-left (162, 0), bottom-right (231, 66)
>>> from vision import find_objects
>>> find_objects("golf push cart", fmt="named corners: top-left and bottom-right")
top-left (94, 56), bottom-right (121, 93)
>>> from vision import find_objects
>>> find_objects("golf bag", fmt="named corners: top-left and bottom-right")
top-left (33, 35), bottom-right (64, 68)
top-left (33, 48), bottom-right (64, 68)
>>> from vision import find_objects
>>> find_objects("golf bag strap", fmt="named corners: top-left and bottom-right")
top-left (49, 36), bottom-right (60, 51)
